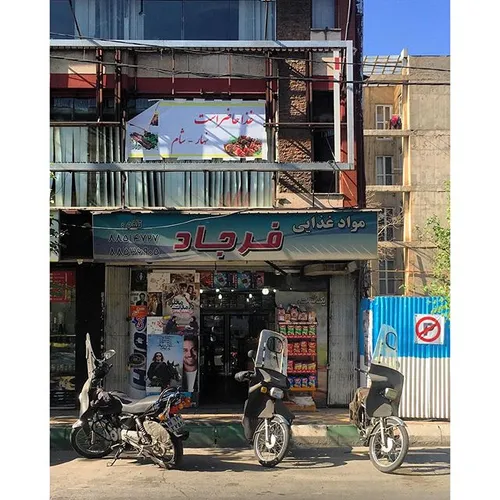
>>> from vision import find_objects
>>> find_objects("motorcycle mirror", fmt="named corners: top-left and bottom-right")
top-left (103, 349), bottom-right (116, 360)
top-left (266, 337), bottom-right (283, 354)
top-left (248, 349), bottom-right (256, 360)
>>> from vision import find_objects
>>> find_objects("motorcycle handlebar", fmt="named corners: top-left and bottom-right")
top-left (354, 367), bottom-right (368, 375)
top-left (234, 370), bottom-right (252, 382)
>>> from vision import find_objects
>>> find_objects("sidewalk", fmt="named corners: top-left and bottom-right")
top-left (50, 406), bottom-right (450, 451)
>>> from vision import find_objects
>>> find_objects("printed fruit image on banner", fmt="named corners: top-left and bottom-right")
top-left (224, 135), bottom-right (262, 157)
top-left (127, 100), bottom-right (266, 161)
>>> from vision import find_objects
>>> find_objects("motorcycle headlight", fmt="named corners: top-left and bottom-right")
top-left (270, 387), bottom-right (284, 399)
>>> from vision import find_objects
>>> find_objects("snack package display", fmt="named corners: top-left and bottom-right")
top-left (300, 341), bottom-right (308, 353)
top-left (294, 377), bottom-right (303, 388)
top-left (308, 375), bottom-right (317, 388)
top-left (287, 377), bottom-right (294, 387)
top-left (287, 360), bottom-right (294, 371)
top-left (309, 325), bottom-right (317, 335)
top-left (295, 362), bottom-right (302, 372)
top-left (308, 341), bottom-right (317, 354)
top-left (298, 312), bottom-right (308, 322)
top-left (279, 326), bottom-right (286, 335)
top-left (294, 343), bottom-right (301, 354)
top-left (301, 377), bottom-right (309, 388)
top-left (287, 325), bottom-right (295, 336)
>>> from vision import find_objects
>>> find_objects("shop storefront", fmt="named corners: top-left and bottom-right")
top-left (50, 263), bottom-right (105, 409)
top-left (93, 210), bottom-right (378, 409)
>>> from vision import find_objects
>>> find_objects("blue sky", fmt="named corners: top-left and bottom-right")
top-left (363, 0), bottom-right (450, 56)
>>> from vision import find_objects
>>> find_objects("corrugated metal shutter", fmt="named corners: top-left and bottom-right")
top-left (104, 266), bottom-right (130, 393)
top-left (328, 274), bottom-right (357, 405)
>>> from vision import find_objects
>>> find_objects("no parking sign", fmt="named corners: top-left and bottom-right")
top-left (414, 314), bottom-right (445, 345)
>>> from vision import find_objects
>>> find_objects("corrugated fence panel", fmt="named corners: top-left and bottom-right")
top-left (104, 266), bottom-right (130, 394)
top-left (359, 296), bottom-right (450, 419)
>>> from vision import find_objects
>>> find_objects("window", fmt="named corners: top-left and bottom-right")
top-left (379, 260), bottom-right (396, 295)
top-left (312, 0), bottom-right (335, 30)
top-left (376, 156), bottom-right (396, 185)
top-left (375, 105), bottom-right (392, 130)
top-left (50, 0), bottom-right (275, 41)
top-left (378, 208), bottom-right (395, 242)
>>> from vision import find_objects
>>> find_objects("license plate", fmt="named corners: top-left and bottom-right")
top-left (165, 415), bottom-right (184, 432)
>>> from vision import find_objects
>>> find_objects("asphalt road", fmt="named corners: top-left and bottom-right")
top-left (50, 446), bottom-right (450, 500)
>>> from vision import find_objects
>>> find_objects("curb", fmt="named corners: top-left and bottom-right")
top-left (50, 421), bottom-right (449, 451)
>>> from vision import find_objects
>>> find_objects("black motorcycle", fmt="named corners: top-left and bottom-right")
top-left (349, 325), bottom-right (410, 473)
top-left (235, 329), bottom-right (294, 468)
top-left (70, 334), bottom-right (189, 468)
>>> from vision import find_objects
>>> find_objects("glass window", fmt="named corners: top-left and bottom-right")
top-left (50, 0), bottom-right (75, 38)
top-left (375, 105), bottom-right (392, 130)
top-left (376, 156), bottom-right (394, 185)
top-left (50, 0), bottom-right (274, 40)
top-left (378, 208), bottom-right (395, 242)
top-left (144, 0), bottom-right (182, 39)
top-left (184, 0), bottom-right (238, 40)
top-left (50, 270), bottom-right (77, 408)
top-left (312, 0), bottom-right (335, 30)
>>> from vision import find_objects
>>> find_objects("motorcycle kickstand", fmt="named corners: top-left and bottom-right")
top-left (107, 445), bottom-right (125, 467)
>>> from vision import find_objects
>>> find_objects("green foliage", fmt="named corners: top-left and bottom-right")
top-left (423, 182), bottom-right (450, 319)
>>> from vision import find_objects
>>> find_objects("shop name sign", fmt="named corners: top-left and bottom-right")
top-left (93, 212), bottom-right (378, 262)
top-left (127, 100), bottom-right (267, 161)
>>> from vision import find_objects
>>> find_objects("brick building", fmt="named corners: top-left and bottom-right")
top-left (49, 0), bottom-right (377, 411)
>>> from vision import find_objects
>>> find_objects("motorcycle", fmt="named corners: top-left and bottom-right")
top-left (234, 329), bottom-right (295, 468)
top-left (70, 334), bottom-right (189, 468)
top-left (349, 324), bottom-right (410, 473)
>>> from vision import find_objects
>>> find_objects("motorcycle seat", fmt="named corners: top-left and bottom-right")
top-left (121, 399), bottom-right (155, 415)
top-left (108, 391), bottom-right (138, 404)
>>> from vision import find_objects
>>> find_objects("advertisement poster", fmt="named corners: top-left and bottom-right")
top-left (127, 100), bottom-right (267, 161)
top-left (147, 292), bottom-right (163, 316)
top-left (163, 272), bottom-right (200, 330)
top-left (131, 269), bottom-right (148, 291)
top-left (147, 316), bottom-right (165, 335)
top-left (146, 334), bottom-right (183, 396)
top-left (130, 291), bottom-right (148, 306)
top-left (129, 306), bottom-right (148, 398)
top-left (148, 271), bottom-right (170, 292)
top-left (50, 271), bottom-right (76, 303)
top-left (93, 211), bottom-right (378, 262)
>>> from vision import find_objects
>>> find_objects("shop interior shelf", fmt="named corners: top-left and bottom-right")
top-left (288, 354), bottom-right (316, 358)
top-left (279, 321), bottom-right (317, 325)
top-left (290, 387), bottom-right (316, 392)
top-left (286, 335), bottom-right (317, 339)
top-left (288, 371), bottom-right (316, 375)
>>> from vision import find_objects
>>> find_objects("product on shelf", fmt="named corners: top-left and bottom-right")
top-left (308, 375), bottom-right (317, 388)
top-left (287, 360), bottom-right (294, 371)
top-left (301, 377), bottom-right (309, 388)
top-left (309, 341), bottom-right (317, 354)
top-left (279, 325), bottom-right (286, 335)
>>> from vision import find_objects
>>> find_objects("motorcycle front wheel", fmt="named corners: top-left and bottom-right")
top-left (70, 426), bottom-right (112, 459)
top-left (368, 416), bottom-right (409, 473)
top-left (253, 417), bottom-right (290, 468)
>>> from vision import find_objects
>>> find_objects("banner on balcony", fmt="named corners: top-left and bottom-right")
top-left (93, 211), bottom-right (378, 262)
top-left (126, 100), bottom-right (267, 161)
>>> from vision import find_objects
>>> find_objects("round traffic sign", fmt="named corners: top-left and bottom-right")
top-left (415, 315), bottom-right (441, 343)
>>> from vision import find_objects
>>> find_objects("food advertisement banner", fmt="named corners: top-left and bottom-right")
top-left (93, 211), bottom-right (378, 262)
top-left (127, 100), bottom-right (267, 161)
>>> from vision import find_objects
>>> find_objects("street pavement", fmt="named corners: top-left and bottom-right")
top-left (50, 446), bottom-right (450, 500)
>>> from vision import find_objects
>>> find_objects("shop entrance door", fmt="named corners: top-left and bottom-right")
top-left (199, 312), bottom-right (270, 405)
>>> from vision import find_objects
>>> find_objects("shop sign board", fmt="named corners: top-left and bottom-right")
top-left (127, 100), bottom-right (267, 161)
top-left (93, 211), bottom-right (378, 262)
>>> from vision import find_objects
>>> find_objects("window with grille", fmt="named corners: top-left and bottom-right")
top-left (379, 260), bottom-right (396, 295)
top-left (378, 208), bottom-right (395, 241)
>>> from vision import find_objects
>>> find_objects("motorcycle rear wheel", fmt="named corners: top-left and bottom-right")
top-left (253, 417), bottom-right (290, 468)
top-left (162, 434), bottom-right (184, 468)
top-left (368, 417), bottom-right (409, 473)
top-left (70, 426), bottom-right (112, 459)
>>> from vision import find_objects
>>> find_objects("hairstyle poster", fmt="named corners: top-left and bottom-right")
top-left (146, 334), bottom-right (183, 396)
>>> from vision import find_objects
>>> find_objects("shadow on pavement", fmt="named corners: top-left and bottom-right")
top-left (50, 450), bottom-right (80, 466)
top-left (391, 448), bottom-right (450, 477)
